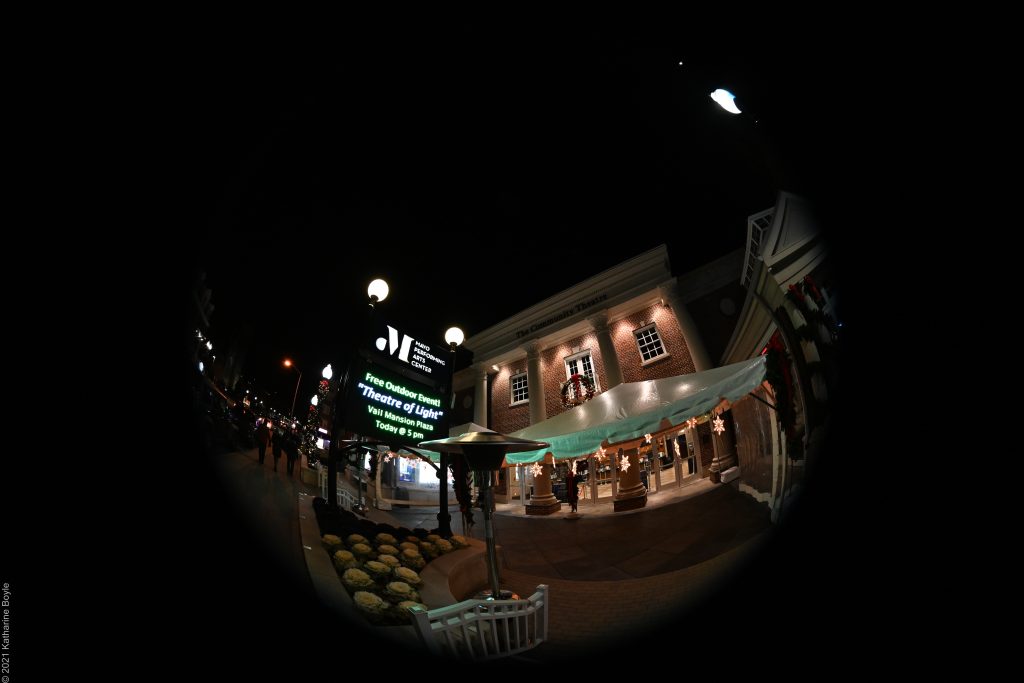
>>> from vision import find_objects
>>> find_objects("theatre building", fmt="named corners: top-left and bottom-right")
top-left (449, 242), bottom-right (784, 514)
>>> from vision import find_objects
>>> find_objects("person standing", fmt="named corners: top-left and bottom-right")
top-left (566, 467), bottom-right (579, 513)
top-left (285, 429), bottom-right (299, 476)
top-left (256, 419), bottom-right (271, 465)
top-left (271, 426), bottom-right (283, 471)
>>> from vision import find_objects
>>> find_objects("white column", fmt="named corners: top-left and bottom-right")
top-left (588, 455), bottom-right (598, 503)
top-left (519, 465), bottom-right (528, 507)
top-left (587, 311), bottom-right (624, 389)
top-left (525, 340), bottom-right (547, 426)
top-left (653, 439), bottom-right (662, 492)
top-left (672, 432), bottom-right (684, 487)
top-left (473, 364), bottom-right (488, 428)
top-left (660, 280), bottom-right (714, 372)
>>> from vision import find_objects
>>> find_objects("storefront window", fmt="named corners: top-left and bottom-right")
top-left (398, 457), bottom-right (416, 483)
top-left (676, 434), bottom-right (697, 475)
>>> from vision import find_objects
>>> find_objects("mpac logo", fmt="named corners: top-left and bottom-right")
top-left (374, 325), bottom-right (447, 376)
top-left (376, 325), bottom-right (414, 363)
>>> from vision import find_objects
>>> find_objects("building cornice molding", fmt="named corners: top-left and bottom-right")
top-left (465, 245), bottom-right (671, 360)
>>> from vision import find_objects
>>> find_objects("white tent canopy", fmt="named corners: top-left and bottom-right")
top-left (503, 355), bottom-right (768, 464)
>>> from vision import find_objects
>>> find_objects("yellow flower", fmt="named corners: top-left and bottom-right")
top-left (351, 543), bottom-right (373, 555)
top-left (353, 591), bottom-right (387, 613)
top-left (378, 554), bottom-right (400, 568)
top-left (374, 533), bottom-right (398, 546)
top-left (377, 544), bottom-right (399, 556)
top-left (387, 581), bottom-right (413, 595)
top-left (394, 567), bottom-right (421, 585)
top-left (322, 534), bottom-right (342, 546)
top-left (346, 534), bottom-right (369, 546)
top-left (342, 568), bottom-right (373, 588)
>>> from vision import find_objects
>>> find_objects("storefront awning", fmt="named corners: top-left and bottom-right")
top-left (503, 355), bottom-right (768, 464)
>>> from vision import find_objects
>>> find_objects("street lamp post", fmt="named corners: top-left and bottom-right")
top-left (436, 326), bottom-right (465, 537)
top-left (420, 431), bottom-right (549, 600)
top-left (326, 279), bottom-right (390, 513)
top-left (283, 359), bottom-right (302, 420)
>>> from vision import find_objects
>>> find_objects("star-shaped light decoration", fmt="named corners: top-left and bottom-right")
top-left (530, 462), bottom-right (544, 477)
top-left (687, 417), bottom-right (698, 430)
top-left (644, 433), bottom-right (652, 444)
top-left (713, 415), bottom-right (725, 435)
top-left (619, 453), bottom-right (631, 473)
top-left (384, 451), bottom-right (396, 462)
top-left (596, 446), bottom-right (606, 461)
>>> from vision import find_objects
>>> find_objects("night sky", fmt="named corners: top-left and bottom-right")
top-left (180, 34), bottom-right (861, 413)
top-left (0, 32), bottom-right (885, 673)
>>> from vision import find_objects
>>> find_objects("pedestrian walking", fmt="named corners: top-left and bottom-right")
top-left (271, 426), bottom-right (284, 471)
top-left (256, 419), bottom-right (271, 465)
top-left (285, 430), bottom-right (299, 476)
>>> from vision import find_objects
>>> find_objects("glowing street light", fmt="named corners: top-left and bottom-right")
top-left (710, 88), bottom-right (741, 114)
top-left (322, 363), bottom-right (333, 380)
top-left (283, 358), bottom-right (303, 419)
top-left (367, 278), bottom-right (389, 304)
top-left (444, 326), bottom-right (465, 347)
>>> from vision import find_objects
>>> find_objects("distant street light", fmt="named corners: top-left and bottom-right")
top-left (322, 363), bottom-right (333, 380)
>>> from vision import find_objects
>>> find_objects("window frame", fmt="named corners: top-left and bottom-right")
top-left (633, 322), bottom-right (670, 366)
top-left (563, 348), bottom-right (601, 393)
top-left (509, 371), bottom-right (530, 406)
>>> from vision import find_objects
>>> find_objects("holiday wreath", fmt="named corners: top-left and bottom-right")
top-left (561, 373), bottom-right (596, 408)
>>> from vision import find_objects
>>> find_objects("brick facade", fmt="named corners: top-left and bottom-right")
top-left (540, 331), bottom-right (608, 420)
top-left (490, 360), bottom-right (531, 435)
top-left (611, 303), bottom-right (696, 384)
top-left (486, 303), bottom-right (710, 428)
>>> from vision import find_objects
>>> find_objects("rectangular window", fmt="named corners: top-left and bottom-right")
top-left (510, 372), bottom-right (529, 405)
top-left (564, 349), bottom-right (600, 393)
top-left (634, 323), bottom-right (668, 364)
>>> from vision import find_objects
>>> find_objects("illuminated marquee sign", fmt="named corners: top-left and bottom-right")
top-left (369, 321), bottom-right (448, 381)
top-left (343, 358), bottom-right (448, 448)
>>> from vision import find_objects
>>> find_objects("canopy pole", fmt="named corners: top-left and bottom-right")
top-left (748, 391), bottom-right (777, 411)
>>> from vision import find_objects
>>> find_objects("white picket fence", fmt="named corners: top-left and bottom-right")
top-left (409, 585), bottom-right (549, 660)
top-left (317, 468), bottom-right (358, 509)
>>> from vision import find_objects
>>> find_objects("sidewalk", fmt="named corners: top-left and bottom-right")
top-left (221, 446), bottom-right (773, 662)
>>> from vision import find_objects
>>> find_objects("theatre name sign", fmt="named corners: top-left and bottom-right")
top-left (513, 293), bottom-right (607, 340)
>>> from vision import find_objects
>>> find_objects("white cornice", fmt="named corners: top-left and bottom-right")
top-left (464, 245), bottom-right (671, 361)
